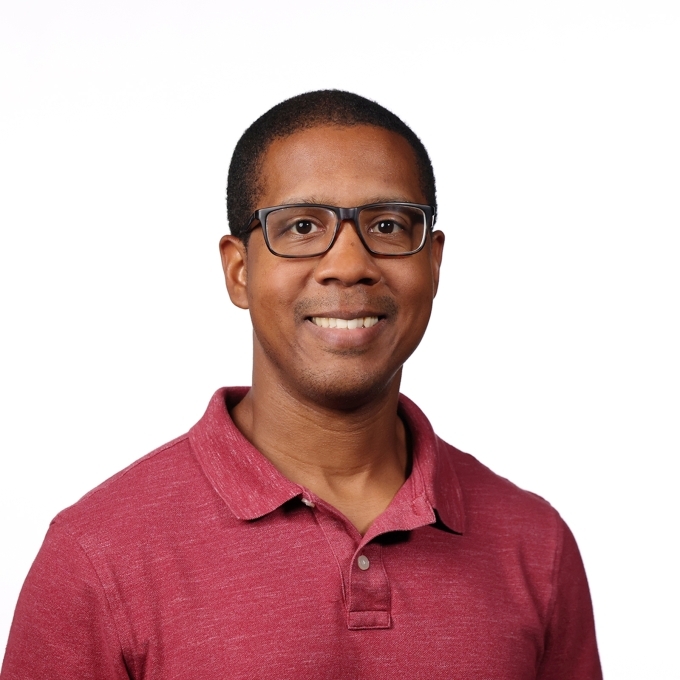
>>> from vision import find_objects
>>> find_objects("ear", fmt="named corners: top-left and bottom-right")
top-left (219, 235), bottom-right (249, 310)
top-left (429, 230), bottom-right (445, 298)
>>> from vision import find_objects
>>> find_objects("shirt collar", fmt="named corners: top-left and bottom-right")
top-left (397, 393), bottom-right (465, 534)
top-left (189, 388), bottom-right (465, 534)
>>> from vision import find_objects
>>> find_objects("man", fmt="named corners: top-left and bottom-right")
top-left (1, 90), bottom-right (602, 679)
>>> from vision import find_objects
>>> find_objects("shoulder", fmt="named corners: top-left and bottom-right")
top-left (51, 433), bottom-right (221, 553)
top-left (435, 438), bottom-right (578, 622)
top-left (437, 437), bottom-right (565, 545)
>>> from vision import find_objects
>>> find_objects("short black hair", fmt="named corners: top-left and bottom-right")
top-left (226, 90), bottom-right (436, 243)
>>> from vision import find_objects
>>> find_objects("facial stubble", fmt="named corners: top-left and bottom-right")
top-left (257, 294), bottom-right (403, 410)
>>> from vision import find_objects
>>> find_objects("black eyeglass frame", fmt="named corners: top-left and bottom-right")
top-left (243, 202), bottom-right (437, 259)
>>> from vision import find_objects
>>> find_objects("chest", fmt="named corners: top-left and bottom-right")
top-left (111, 516), bottom-right (548, 680)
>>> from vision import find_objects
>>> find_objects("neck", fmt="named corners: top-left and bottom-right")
top-left (231, 351), bottom-right (409, 534)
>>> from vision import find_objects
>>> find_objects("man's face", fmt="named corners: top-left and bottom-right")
top-left (221, 124), bottom-right (444, 408)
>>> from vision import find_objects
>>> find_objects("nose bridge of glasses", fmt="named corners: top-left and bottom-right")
top-left (333, 207), bottom-right (368, 250)
top-left (336, 207), bottom-right (359, 223)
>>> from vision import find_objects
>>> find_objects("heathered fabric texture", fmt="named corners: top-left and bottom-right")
top-left (2, 388), bottom-right (601, 679)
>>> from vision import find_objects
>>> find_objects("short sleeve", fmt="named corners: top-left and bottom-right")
top-left (537, 518), bottom-right (603, 680)
top-left (1, 521), bottom-right (130, 680)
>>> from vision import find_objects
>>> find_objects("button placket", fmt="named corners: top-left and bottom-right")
top-left (347, 542), bottom-right (391, 630)
top-left (309, 502), bottom-right (360, 608)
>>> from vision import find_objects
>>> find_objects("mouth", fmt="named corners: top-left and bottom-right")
top-left (296, 296), bottom-right (397, 343)
top-left (309, 316), bottom-right (380, 329)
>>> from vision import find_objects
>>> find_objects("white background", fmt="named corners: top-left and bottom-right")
top-left (1, 1), bottom-right (678, 676)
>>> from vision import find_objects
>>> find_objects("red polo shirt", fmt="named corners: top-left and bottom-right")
top-left (1, 388), bottom-right (601, 679)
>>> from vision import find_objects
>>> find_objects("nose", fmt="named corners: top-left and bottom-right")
top-left (313, 220), bottom-right (381, 287)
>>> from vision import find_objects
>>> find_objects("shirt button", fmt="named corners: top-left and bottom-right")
top-left (301, 497), bottom-right (315, 507)
top-left (357, 555), bottom-right (370, 571)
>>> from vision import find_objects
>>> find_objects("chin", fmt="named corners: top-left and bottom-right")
top-left (296, 365), bottom-right (399, 411)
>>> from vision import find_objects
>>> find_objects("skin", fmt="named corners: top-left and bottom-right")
top-left (219, 124), bottom-right (444, 534)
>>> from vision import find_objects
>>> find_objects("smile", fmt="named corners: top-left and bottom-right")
top-left (310, 316), bottom-right (379, 329)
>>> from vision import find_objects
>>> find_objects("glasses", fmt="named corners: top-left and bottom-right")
top-left (244, 202), bottom-right (435, 258)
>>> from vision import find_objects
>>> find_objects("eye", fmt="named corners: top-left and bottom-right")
top-left (369, 219), bottom-right (404, 235)
top-left (290, 219), bottom-right (321, 235)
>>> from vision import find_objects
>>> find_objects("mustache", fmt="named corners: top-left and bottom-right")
top-left (294, 294), bottom-right (399, 322)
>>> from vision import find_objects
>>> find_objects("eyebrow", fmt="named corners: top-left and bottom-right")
top-left (278, 196), bottom-right (416, 206)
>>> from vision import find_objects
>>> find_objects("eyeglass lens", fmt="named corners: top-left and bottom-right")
top-left (264, 205), bottom-right (426, 256)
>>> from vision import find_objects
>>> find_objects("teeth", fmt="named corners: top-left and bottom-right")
top-left (311, 316), bottom-right (380, 329)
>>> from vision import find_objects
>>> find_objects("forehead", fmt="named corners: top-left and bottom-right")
top-left (257, 124), bottom-right (425, 207)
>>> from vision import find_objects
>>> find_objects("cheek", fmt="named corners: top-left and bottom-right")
top-left (246, 259), bottom-right (307, 328)
top-left (403, 291), bottom-right (433, 342)
top-left (388, 263), bottom-right (434, 323)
